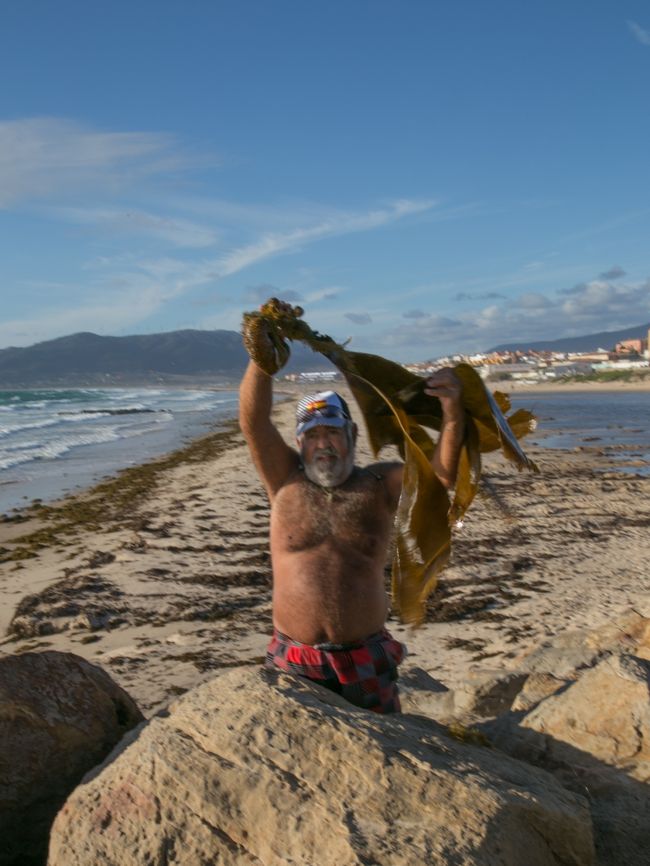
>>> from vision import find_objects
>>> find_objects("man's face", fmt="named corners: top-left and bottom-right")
top-left (298, 423), bottom-right (355, 488)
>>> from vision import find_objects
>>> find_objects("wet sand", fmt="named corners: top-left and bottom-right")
top-left (1, 384), bottom-right (649, 716)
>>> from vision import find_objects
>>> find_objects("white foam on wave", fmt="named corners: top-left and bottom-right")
top-left (0, 425), bottom-right (122, 470)
top-left (0, 412), bottom-right (110, 438)
top-left (0, 388), bottom-right (240, 510)
top-left (0, 417), bottom-right (61, 437)
top-left (0, 411), bottom-right (176, 471)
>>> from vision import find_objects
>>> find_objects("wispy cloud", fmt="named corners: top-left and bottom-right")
top-left (599, 265), bottom-right (626, 280)
top-left (124, 200), bottom-right (437, 309)
top-left (48, 205), bottom-right (220, 248)
top-left (0, 280), bottom-right (168, 347)
top-left (0, 117), bottom-right (192, 208)
top-left (305, 287), bottom-right (340, 302)
top-left (1, 196), bottom-right (437, 346)
top-left (454, 291), bottom-right (506, 302)
top-left (0, 117), bottom-right (453, 348)
top-left (344, 312), bottom-right (373, 325)
top-left (214, 199), bottom-right (436, 277)
top-left (627, 20), bottom-right (650, 46)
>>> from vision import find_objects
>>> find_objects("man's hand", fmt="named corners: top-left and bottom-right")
top-left (242, 297), bottom-right (297, 374)
top-left (262, 297), bottom-right (296, 316)
top-left (424, 368), bottom-right (465, 489)
top-left (424, 368), bottom-right (464, 422)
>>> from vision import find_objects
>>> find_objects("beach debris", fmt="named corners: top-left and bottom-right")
top-left (7, 574), bottom-right (129, 639)
top-left (446, 721), bottom-right (492, 747)
top-left (242, 298), bottom-right (539, 625)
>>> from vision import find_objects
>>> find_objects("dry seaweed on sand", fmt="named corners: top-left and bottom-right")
top-left (242, 298), bottom-right (539, 626)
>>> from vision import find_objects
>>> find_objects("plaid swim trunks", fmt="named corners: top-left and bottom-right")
top-left (266, 628), bottom-right (407, 713)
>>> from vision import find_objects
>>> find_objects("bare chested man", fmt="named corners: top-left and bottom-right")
top-left (239, 330), bottom-right (464, 713)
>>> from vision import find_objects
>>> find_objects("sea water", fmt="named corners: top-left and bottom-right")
top-left (0, 388), bottom-right (239, 514)
top-left (509, 389), bottom-right (650, 474)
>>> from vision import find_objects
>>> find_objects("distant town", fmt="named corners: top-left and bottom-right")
top-left (285, 328), bottom-right (650, 386)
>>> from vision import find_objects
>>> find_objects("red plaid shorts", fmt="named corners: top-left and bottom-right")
top-left (266, 628), bottom-right (406, 714)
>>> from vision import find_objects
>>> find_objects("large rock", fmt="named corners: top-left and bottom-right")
top-left (521, 652), bottom-right (650, 780)
top-left (49, 667), bottom-right (594, 866)
top-left (0, 651), bottom-right (143, 866)
top-left (399, 610), bottom-right (650, 866)
top-left (514, 607), bottom-right (650, 678)
top-left (484, 652), bottom-right (650, 866)
top-left (520, 652), bottom-right (650, 866)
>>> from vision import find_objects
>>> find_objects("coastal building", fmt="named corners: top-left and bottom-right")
top-left (293, 371), bottom-right (340, 383)
top-left (566, 351), bottom-right (610, 363)
top-left (615, 339), bottom-right (644, 356)
top-left (593, 359), bottom-right (650, 371)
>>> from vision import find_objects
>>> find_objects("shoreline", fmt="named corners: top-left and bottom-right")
top-left (0, 419), bottom-right (243, 556)
top-left (0, 387), bottom-right (243, 518)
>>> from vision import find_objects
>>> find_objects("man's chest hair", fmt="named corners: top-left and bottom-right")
top-left (272, 469), bottom-right (393, 549)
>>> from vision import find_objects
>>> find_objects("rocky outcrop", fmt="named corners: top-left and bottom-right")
top-left (48, 666), bottom-right (594, 866)
top-left (521, 652), bottom-right (650, 778)
top-left (483, 655), bottom-right (650, 866)
top-left (511, 651), bottom-right (650, 866)
top-left (402, 668), bottom-right (529, 721)
top-left (0, 651), bottom-right (143, 866)
top-left (405, 608), bottom-right (650, 866)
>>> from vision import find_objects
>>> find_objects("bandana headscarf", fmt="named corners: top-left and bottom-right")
top-left (296, 391), bottom-right (352, 436)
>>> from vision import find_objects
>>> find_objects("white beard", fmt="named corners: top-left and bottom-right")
top-left (302, 446), bottom-right (355, 488)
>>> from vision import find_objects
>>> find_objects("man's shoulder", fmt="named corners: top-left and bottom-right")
top-left (362, 459), bottom-right (403, 479)
top-left (361, 460), bottom-right (403, 506)
top-left (272, 464), bottom-right (307, 495)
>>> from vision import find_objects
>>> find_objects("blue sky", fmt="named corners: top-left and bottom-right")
top-left (1, 1), bottom-right (650, 361)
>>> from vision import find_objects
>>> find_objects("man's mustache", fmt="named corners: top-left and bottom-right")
top-left (312, 447), bottom-right (339, 459)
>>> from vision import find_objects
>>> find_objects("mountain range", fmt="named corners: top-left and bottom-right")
top-left (0, 322), bottom-right (648, 386)
top-left (0, 330), bottom-right (330, 387)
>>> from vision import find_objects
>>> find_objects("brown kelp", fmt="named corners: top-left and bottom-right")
top-left (242, 298), bottom-right (538, 625)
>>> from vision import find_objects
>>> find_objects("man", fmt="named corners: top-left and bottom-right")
top-left (239, 328), bottom-right (465, 713)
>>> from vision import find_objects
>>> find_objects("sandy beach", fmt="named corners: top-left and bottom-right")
top-left (0, 382), bottom-right (649, 717)
top-left (497, 377), bottom-right (650, 394)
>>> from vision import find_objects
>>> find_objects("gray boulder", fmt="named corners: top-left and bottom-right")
top-left (0, 651), bottom-right (143, 866)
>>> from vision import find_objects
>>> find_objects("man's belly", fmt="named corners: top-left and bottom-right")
top-left (271, 548), bottom-right (389, 645)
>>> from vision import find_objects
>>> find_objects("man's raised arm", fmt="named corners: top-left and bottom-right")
top-left (239, 360), bottom-right (299, 499)
top-left (424, 368), bottom-right (465, 489)
top-left (381, 367), bottom-right (465, 503)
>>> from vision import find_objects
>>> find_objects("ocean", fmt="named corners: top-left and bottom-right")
top-left (0, 387), bottom-right (647, 516)
top-left (0, 388), bottom-right (239, 515)
top-left (509, 389), bottom-right (650, 472)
